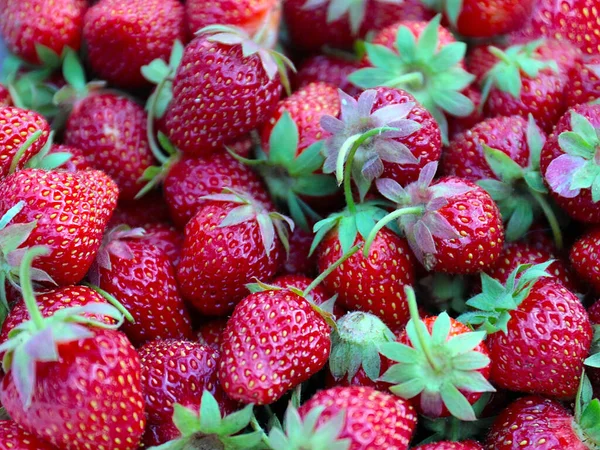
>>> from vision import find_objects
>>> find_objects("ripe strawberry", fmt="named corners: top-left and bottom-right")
top-left (284, 225), bottom-right (317, 275)
top-left (567, 55), bottom-right (600, 107)
top-left (110, 191), bottom-right (172, 228)
top-left (196, 318), bottom-right (228, 350)
top-left (295, 55), bottom-right (362, 97)
top-left (570, 228), bottom-right (600, 293)
top-left (414, 441), bottom-right (484, 450)
top-left (164, 26), bottom-right (290, 156)
top-left (219, 288), bottom-right (330, 404)
top-left (460, 262), bottom-right (592, 398)
top-left (0, 0), bottom-right (85, 64)
top-left (371, 162), bottom-right (504, 274)
top-left (91, 226), bottom-right (193, 346)
top-left (0, 169), bottom-right (118, 286)
top-left (541, 103), bottom-right (600, 223)
top-left (0, 420), bottom-right (55, 450)
top-left (48, 144), bottom-right (91, 172)
top-left (0, 106), bottom-right (50, 180)
top-left (0, 84), bottom-right (12, 107)
top-left (83, 0), bottom-right (185, 89)
top-left (176, 189), bottom-right (291, 316)
top-left (138, 222), bottom-right (182, 267)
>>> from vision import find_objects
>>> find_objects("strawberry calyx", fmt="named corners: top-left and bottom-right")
top-left (457, 261), bottom-right (553, 334)
top-left (135, 132), bottom-right (181, 199)
top-left (53, 48), bottom-right (107, 108)
top-left (364, 161), bottom-right (470, 269)
top-left (477, 115), bottom-right (563, 248)
top-left (545, 109), bottom-right (600, 204)
top-left (419, 273), bottom-right (469, 314)
top-left (203, 188), bottom-right (294, 257)
top-left (265, 402), bottom-right (351, 450)
top-left (150, 390), bottom-right (264, 450)
top-left (380, 286), bottom-right (494, 421)
top-left (22, 131), bottom-right (75, 171)
top-left (320, 89), bottom-right (422, 201)
top-left (228, 112), bottom-right (339, 231)
top-left (0, 247), bottom-right (125, 408)
top-left (330, 311), bottom-right (395, 383)
top-left (420, 0), bottom-right (463, 29)
top-left (348, 15), bottom-right (475, 142)
top-left (572, 373), bottom-right (600, 449)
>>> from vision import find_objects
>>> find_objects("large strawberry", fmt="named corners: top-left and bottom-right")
top-left (0, 247), bottom-right (145, 450)
top-left (0, 0), bottom-right (86, 64)
top-left (459, 262), bottom-right (592, 399)
top-left (567, 55), bottom-right (600, 107)
top-left (0, 420), bottom-right (55, 450)
top-left (296, 55), bottom-right (362, 97)
top-left (83, 0), bottom-right (185, 89)
top-left (541, 103), bottom-right (600, 223)
top-left (91, 226), bottom-right (194, 346)
top-left (176, 189), bottom-right (291, 316)
top-left (0, 169), bottom-right (118, 286)
top-left (570, 228), bottom-right (600, 293)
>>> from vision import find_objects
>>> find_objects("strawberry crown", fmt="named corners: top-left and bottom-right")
top-left (545, 108), bottom-right (600, 203)
top-left (228, 112), bottom-right (339, 231)
top-left (266, 402), bottom-right (351, 450)
top-left (476, 115), bottom-right (563, 248)
top-left (348, 15), bottom-right (475, 142)
top-left (320, 89), bottom-right (422, 200)
top-left (572, 373), bottom-right (600, 448)
top-left (22, 131), bottom-right (75, 172)
top-left (330, 311), bottom-right (395, 382)
top-left (53, 48), bottom-right (107, 105)
top-left (379, 286), bottom-right (495, 421)
top-left (457, 261), bottom-right (553, 334)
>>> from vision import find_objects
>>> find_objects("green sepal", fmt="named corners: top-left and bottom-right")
top-left (34, 44), bottom-right (62, 69)
top-left (418, 273), bottom-right (469, 314)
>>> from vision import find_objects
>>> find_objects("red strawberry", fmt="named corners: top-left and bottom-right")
top-left (284, 225), bottom-right (317, 275)
top-left (0, 84), bottom-right (12, 107)
top-left (218, 288), bottom-right (330, 404)
top-left (567, 55), bottom-right (600, 107)
top-left (176, 190), bottom-right (291, 316)
top-left (109, 191), bottom-right (172, 228)
top-left (0, 107), bottom-right (50, 180)
top-left (91, 226), bottom-right (193, 346)
top-left (296, 55), bottom-right (362, 96)
top-left (164, 26), bottom-right (290, 156)
top-left (83, 0), bottom-right (185, 89)
top-left (48, 144), bottom-right (91, 172)
top-left (541, 103), bottom-right (600, 223)
top-left (414, 441), bottom-right (484, 450)
top-left (570, 228), bottom-right (600, 293)
top-left (195, 318), bottom-right (228, 350)
top-left (0, 420), bottom-right (55, 450)
top-left (138, 222), bottom-right (183, 267)
top-left (460, 262), bottom-right (592, 398)
top-left (0, 169), bottom-right (118, 286)
top-left (0, 0), bottom-right (85, 64)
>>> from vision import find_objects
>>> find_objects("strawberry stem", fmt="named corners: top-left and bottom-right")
top-left (19, 246), bottom-right (50, 331)
top-left (250, 416), bottom-right (270, 447)
top-left (363, 206), bottom-right (425, 256)
top-left (9, 130), bottom-right (42, 174)
top-left (388, 72), bottom-right (425, 90)
top-left (83, 283), bottom-right (135, 323)
top-left (303, 244), bottom-right (362, 297)
top-left (405, 286), bottom-right (439, 371)
top-left (529, 189), bottom-right (563, 250)
top-left (146, 76), bottom-right (172, 165)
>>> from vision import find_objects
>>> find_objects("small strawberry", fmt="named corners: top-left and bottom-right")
top-left (0, 0), bottom-right (86, 64)
top-left (414, 440), bottom-right (484, 450)
top-left (83, 0), bottom-right (185, 89)
top-left (196, 318), bottom-right (228, 350)
top-left (567, 55), bottom-right (600, 107)
top-left (349, 15), bottom-right (475, 141)
top-left (91, 225), bottom-right (194, 346)
top-left (138, 222), bottom-right (183, 267)
top-left (176, 189), bottom-right (292, 316)
top-left (283, 225), bottom-right (318, 275)
top-left (47, 144), bottom-right (91, 172)
top-left (0, 106), bottom-right (50, 180)
top-left (459, 262), bottom-right (592, 398)
top-left (295, 55), bottom-right (362, 97)
top-left (0, 84), bottom-right (12, 107)
top-left (0, 169), bottom-right (118, 286)
top-left (570, 228), bottom-right (600, 293)
top-left (541, 103), bottom-right (600, 223)
top-left (0, 420), bottom-right (55, 450)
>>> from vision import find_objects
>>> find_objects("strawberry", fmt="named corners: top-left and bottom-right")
top-left (138, 222), bottom-right (183, 267)
top-left (196, 318), bottom-right (228, 350)
top-left (570, 228), bottom-right (600, 293)
top-left (0, 106), bottom-right (50, 180)
top-left (414, 441), bottom-right (484, 450)
top-left (369, 162), bottom-right (504, 274)
top-left (110, 191), bottom-right (172, 229)
top-left (176, 189), bottom-right (292, 316)
top-left (0, 247), bottom-right (145, 450)
top-left (83, 0), bottom-right (185, 89)
top-left (460, 262), bottom-right (592, 399)
top-left (295, 55), bottom-right (362, 97)
top-left (218, 288), bottom-right (330, 404)
top-left (541, 103), bottom-right (600, 223)
top-left (284, 225), bottom-right (317, 275)
top-left (567, 55), bottom-right (600, 107)
top-left (163, 25), bottom-right (291, 156)
top-left (0, 169), bottom-right (118, 286)
top-left (0, 84), bottom-right (12, 107)
top-left (47, 144), bottom-right (91, 172)
top-left (349, 16), bottom-right (475, 141)
top-left (0, 420), bottom-right (55, 450)
top-left (91, 226), bottom-right (194, 346)
top-left (0, 0), bottom-right (86, 64)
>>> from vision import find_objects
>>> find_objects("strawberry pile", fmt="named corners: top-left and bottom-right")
top-left (1, 0), bottom-right (600, 449)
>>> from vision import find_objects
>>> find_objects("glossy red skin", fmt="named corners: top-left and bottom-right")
top-left (163, 149), bottom-right (270, 229)
top-left (540, 103), bottom-right (600, 223)
top-left (0, 169), bottom-right (118, 286)
top-left (139, 222), bottom-right (183, 267)
top-left (298, 386), bottom-right (417, 450)
top-left (443, 115), bottom-right (537, 181)
top-left (449, 86), bottom-right (483, 139)
top-left (296, 55), bottom-right (362, 97)
top-left (450, 0), bottom-right (534, 38)
top-left (196, 318), bottom-right (228, 350)
top-left (109, 191), bottom-right (172, 229)
top-left (98, 240), bottom-right (193, 346)
top-left (261, 82), bottom-right (340, 154)
top-left (485, 396), bottom-right (586, 450)
top-left (570, 228), bottom-right (600, 293)
top-left (283, 226), bottom-right (317, 276)
top-left (219, 289), bottom-right (330, 404)
top-left (415, 440), bottom-right (484, 450)
top-left (397, 316), bottom-right (491, 417)
top-left (0, 107), bottom-right (50, 179)
top-left (0, 420), bottom-right (55, 450)
top-left (0, 0), bottom-right (85, 64)
top-left (83, 0), bottom-right (185, 88)
top-left (48, 144), bottom-right (92, 172)
top-left (164, 35), bottom-right (282, 156)
top-left (487, 278), bottom-right (592, 398)
top-left (177, 200), bottom-right (284, 316)
top-left (1, 329), bottom-right (145, 450)
top-left (318, 228), bottom-right (416, 327)
top-left (0, 84), bottom-right (11, 107)
top-left (64, 93), bottom-right (156, 201)
top-left (567, 55), bottom-right (600, 107)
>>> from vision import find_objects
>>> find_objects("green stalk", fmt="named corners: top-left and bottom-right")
top-left (19, 246), bottom-right (49, 331)
top-left (405, 286), bottom-right (440, 371)
top-left (529, 190), bottom-right (563, 250)
top-left (146, 76), bottom-right (171, 165)
top-left (84, 283), bottom-right (135, 324)
top-left (9, 130), bottom-right (42, 174)
top-left (303, 244), bottom-right (362, 297)
top-left (363, 206), bottom-right (425, 256)
top-left (250, 416), bottom-right (271, 447)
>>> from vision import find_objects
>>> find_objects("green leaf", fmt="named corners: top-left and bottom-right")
top-left (445, 0), bottom-right (463, 27)
top-left (524, 171), bottom-right (547, 193)
top-left (348, 67), bottom-right (395, 89)
top-left (526, 115), bottom-right (544, 169)
top-left (496, 64), bottom-right (522, 98)
top-left (477, 179), bottom-right (513, 201)
top-left (558, 131), bottom-right (595, 158)
top-left (505, 200), bottom-right (534, 242)
top-left (430, 41), bottom-right (467, 72)
top-left (570, 161), bottom-right (600, 191)
top-left (62, 49), bottom-right (87, 93)
top-left (586, 352), bottom-right (600, 368)
top-left (35, 44), bottom-right (61, 69)
top-left (570, 111), bottom-right (598, 143)
top-left (198, 391), bottom-right (222, 433)
top-left (141, 59), bottom-right (171, 84)
top-left (364, 43), bottom-right (403, 71)
top-left (169, 40), bottom-right (184, 69)
top-left (355, 210), bottom-right (376, 240)
top-left (431, 89), bottom-right (474, 117)
top-left (219, 403), bottom-right (254, 436)
top-left (431, 312), bottom-right (451, 347)
top-left (172, 404), bottom-right (201, 436)
top-left (452, 351), bottom-right (491, 371)
top-left (290, 141), bottom-right (326, 176)
top-left (378, 342), bottom-right (419, 364)
top-left (269, 112), bottom-right (299, 166)
top-left (389, 378), bottom-right (426, 398)
top-left (395, 25), bottom-right (417, 61)
top-left (446, 331), bottom-right (486, 356)
top-left (439, 382), bottom-right (476, 421)
top-left (416, 15), bottom-right (441, 60)
top-left (483, 145), bottom-right (524, 183)
top-left (294, 174), bottom-right (339, 197)
top-left (337, 216), bottom-right (358, 255)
